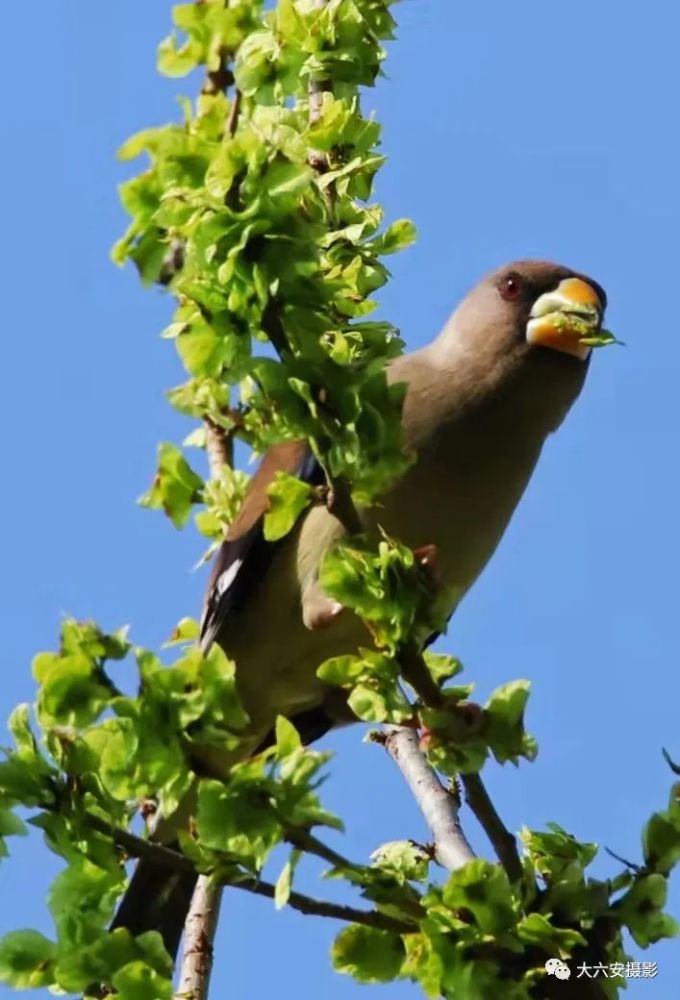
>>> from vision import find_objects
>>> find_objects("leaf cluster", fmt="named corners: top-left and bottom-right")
top-left (0, 3), bottom-right (677, 1000)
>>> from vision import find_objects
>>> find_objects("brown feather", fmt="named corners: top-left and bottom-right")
top-left (226, 440), bottom-right (312, 542)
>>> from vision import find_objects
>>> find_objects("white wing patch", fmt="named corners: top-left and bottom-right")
top-left (216, 558), bottom-right (243, 597)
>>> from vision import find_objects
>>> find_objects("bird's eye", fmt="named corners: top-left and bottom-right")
top-left (500, 273), bottom-right (522, 301)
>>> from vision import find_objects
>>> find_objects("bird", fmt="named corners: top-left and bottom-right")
top-left (110, 258), bottom-right (608, 962)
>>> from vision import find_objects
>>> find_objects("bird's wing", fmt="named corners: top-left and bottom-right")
top-left (199, 440), bottom-right (323, 652)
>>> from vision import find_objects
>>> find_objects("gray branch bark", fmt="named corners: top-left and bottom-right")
top-left (383, 726), bottom-right (476, 871)
top-left (175, 878), bottom-right (223, 1000)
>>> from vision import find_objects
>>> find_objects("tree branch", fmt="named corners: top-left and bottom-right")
top-left (82, 807), bottom-right (413, 939)
top-left (285, 827), bottom-right (355, 871)
top-left (231, 876), bottom-right (415, 933)
top-left (325, 475), bottom-right (364, 536)
top-left (390, 641), bottom-right (522, 884)
top-left (397, 641), bottom-right (446, 708)
top-left (175, 877), bottom-right (223, 1000)
top-left (204, 417), bottom-right (234, 480)
top-left (226, 88), bottom-right (242, 138)
top-left (380, 726), bottom-right (476, 871)
top-left (83, 810), bottom-right (196, 873)
top-left (461, 772), bottom-right (523, 883)
top-left (385, 643), bottom-right (523, 882)
top-left (261, 296), bottom-right (293, 358)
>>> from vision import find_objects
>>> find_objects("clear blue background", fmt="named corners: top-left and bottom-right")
top-left (1, 1), bottom-right (678, 997)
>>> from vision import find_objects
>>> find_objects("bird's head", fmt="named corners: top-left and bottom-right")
top-left (429, 260), bottom-right (609, 429)
top-left (450, 259), bottom-right (607, 362)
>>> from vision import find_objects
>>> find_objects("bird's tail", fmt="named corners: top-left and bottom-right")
top-left (110, 854), bottom-right (198, 961)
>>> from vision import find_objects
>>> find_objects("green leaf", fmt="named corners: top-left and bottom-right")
top-left (139, 442), bottom-right (204, 528)
top-left (264, 472), bottom-right (314, 541)
top-left (275, 716), bottom-right (302, 758)
top-left (157, 33), bottom-right (202, 78)
top-left (164, 616), bottom-right (200, 647)
top-left (643, 795), bottom-right (680, 874)
top-left (274, 849), bottom-right (301, 909)
top-left (319, 649), bottom-right (411, 723)
top-left (317, 654), bottom-right (365, 687)
top-left (347, 684), bottom-right (387, 722)
top-left (484, 679), bottom-right (535, 765)
top-left (197, 465), bottom-right (250, 541)
top-left (0, 806), bottom-right (27, 840)
top-left (0, 756), bottom-right (51, 807)
top-left (370, 218), bottom-right (417, 255)
top-left (0, 930), bottom-right (56, 989)
top-left (7, 705), bottom-right (36, 756)
top-left (197, 778), bottom-right (284, 868)
top-left (53, 926), bottom-right (172, 994)
top-left (441, 860), bottom-right (517, 935)
top-left (49, 858), bottom-right (124, 947)
top-left (371, 840), bottom-right (430, 883)
top-left (320, 534), bottom-right (439, 651)
top-left (117, 127), bottom-right (160, 162)
top-left (34, 650), bottom-right (112, 729)
top-left (112, 959), bottom-right (173, 1000)
top-left (520, 822), bottom-right (598, 881)
top-left (346, 682), bottom-right (410, 724)
top-left (333, 925), bottom-right (405, 984)
top-left (616, 873), bottom-right (679, 946)
top-left (424, 652), bottom-right (464, 685)
top-left (516, 912), bottom-right (586, 953)
top-left (176, 321), bottom-right (228, 378)
top-left (264, 161), bottom-right (313, 198)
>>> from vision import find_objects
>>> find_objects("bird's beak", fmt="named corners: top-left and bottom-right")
top-left (526, 277), bottom-right (604, 361)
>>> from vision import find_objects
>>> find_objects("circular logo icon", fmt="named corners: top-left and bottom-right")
top-left (545, 959), bottom-right (571, 980)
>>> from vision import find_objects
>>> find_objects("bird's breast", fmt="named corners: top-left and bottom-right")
top-left (372, 418), bottom-right (544, 610)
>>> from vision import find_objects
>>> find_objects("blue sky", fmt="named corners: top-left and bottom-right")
top-left (1, 1), bottom-right (678, 996)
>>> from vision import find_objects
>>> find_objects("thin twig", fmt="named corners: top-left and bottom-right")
top-left (397, 641), bottom-right (445, 708)
top-left (200, 62), bottom-right (241, 485)
top-left (662, 746), bottom-right (680, 775)
top-left (604, 846), bottom-right (642, 873)
top-left (231, 876), bottom-right (415, 933)
top-left (325, 475), bottom-right (364, 535)
top-left (204, 417), bottom-right (234, 480)
top-left (285, 827), bottom-right (355, 870)
top-left (382, 727), bottom-right (476, 871)
top-left (82, 808), bottom-right (413, 936)
top-left (84, 811), bottom-right (196, 873)
top-left (461, 773), bottom-right (523, 882)
top-left (261, 296), bottom-right (293, 358)
top-left (202, 49), bottom-right (234, 96)
top-left (175, 877), bottom-right (223, 1000)
top-left (226, 88), bottom-right (242, 138)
